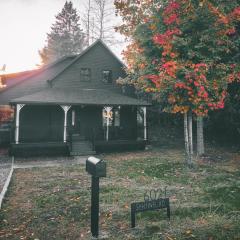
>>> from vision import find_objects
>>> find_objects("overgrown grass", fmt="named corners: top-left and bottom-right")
top-left (0, 148), bottom-right (239, 239)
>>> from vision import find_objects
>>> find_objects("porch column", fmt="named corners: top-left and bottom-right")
top-left (15, 104), bottom-right (25, 144)
top-left (103, 106), bottom-right (113, 141)
top-left (61, 105), bottom-right (71, 143)
top-left (142, 106), bottom-right (147, 140)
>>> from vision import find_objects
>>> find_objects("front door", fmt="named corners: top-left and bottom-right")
top-left (73, 106), bottom-right (102, 140)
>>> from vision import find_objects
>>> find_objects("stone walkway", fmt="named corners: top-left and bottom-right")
top-left (0, 156), bottom-right (13, 193)
top-left (13, 156), bottom-right (87, 169)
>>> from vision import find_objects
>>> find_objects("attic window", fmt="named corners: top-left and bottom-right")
top-left (80, 68), bottom-right (91, 81)
top-left (102, 70), bottom-right (112, 83)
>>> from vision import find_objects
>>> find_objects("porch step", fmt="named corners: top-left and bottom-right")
top-left (72, 134), bottom-right (85, 141)
top-left (70, 151), bottom-right (96, 156)
top-left (70, 140), bottom-right (95, 156)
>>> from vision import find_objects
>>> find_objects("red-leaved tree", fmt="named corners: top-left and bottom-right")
top-left (115, 0), bottom-right (240, 165)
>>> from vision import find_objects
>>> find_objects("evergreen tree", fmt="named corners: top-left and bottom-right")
top-left (39, 1), bottom-right (86, 64)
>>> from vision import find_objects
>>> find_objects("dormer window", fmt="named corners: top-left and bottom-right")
top-left (80, 68), bottom-right (91, 81)
top-left (102, 70), bottom-right (112, 83)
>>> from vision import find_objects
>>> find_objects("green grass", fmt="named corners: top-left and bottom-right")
top-left (0, 148), bottom-right (240, 239)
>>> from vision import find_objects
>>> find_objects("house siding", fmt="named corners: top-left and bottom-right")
top-left (53, 43), bottom-right (126, 90)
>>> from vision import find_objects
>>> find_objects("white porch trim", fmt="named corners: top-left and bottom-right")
top-left (15, 104), bottom-right (25, 144)
top-left (103, 106), bottom-right (113, 141)
top-left (61, 105), bottom-right (71, 143)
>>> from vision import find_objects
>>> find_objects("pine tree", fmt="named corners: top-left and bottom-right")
top-left (39, 1), bottom-right (86, 64)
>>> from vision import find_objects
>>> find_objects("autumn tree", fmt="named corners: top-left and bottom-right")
top-left (115, 0), bottom-right (240, 166)
top-left (39, 1), bottom-right (86, 64)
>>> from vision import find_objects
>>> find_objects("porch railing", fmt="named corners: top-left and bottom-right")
top-left (91, 126), bottom-right (145, 143)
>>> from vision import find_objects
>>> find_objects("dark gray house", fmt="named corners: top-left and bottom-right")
top-left (0, 40), bottom-right (149, 156)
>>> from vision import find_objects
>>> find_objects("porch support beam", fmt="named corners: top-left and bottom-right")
top-left (61, 105), bottom-right (71, 143)
top-left (142, 106), bottom-right (147, 141)
top-left (15, 104), bottom-right (25, 144)
top-left (103, 106), bottom-right (113, 141)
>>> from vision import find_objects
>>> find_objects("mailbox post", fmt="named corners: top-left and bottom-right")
top-left (86, 157), bottom-right (106, 238)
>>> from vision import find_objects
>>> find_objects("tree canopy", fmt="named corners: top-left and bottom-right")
top-left (115, 0), bottom-right (240, 116)
top-left (39, 1), bottom-right (86, 64)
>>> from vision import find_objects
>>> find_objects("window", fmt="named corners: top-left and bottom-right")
top-left (102, 107), bottom-right (113, 126)
top-left (102, 107), bottom-right (120, 126)
top-left (80, 68), bottom-right (91, 81)
top-left (102, 70), bottom-right (112, 83)
top-left (114, 108), bottom-right (120, 126)
top-left (137, 108), bottom-right (144, 126)
top-left (72, 110), bottom-right (75, 126)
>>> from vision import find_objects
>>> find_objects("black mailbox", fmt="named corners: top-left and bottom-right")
top-left (86, 156), bottom-right (106, 238)
top-left (86, 156), bottom-right (106, 177)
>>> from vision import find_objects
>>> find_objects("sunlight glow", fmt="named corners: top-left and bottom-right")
top-left (0, 0), bottom-right (88, 74)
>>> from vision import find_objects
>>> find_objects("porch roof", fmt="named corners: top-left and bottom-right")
top-left (10, 88), bottom-right (150, 106)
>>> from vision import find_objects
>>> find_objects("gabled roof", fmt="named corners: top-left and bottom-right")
top-left (0, 69), bottom-right (39, 87)
top-left (0, 55), bottom-right (77, 94)
top-left (49, 39), bottom-right (125, 84)
top-left (0, 69), bottom-right (41, 92)
top-left (0, 56), bottom-right (76, 104)
top-left (10, 88), bottom-right (150, 106)
top-left (1, 40), bottom-right (150, 107)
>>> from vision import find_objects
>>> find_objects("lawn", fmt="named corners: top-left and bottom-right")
top-left (0, 148), bottom-right (240, 240)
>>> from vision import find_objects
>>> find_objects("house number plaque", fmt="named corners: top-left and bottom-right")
top-left (131, 188), bottom-right (170, 228)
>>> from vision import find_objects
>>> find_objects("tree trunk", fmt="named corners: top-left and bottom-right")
top-left (188, 110), bottom-right (193, 156)
top-left (87, 0), bottom-right (91, 46)
top-left (197, 116), bottom-right (205, 156)
top-left (184, 112), bottom-right (191, 166)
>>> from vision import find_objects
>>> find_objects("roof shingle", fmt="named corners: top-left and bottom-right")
top-left (10, 88), bottom-right (150, 106)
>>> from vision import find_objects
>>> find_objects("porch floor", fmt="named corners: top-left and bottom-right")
top-left (10, 140), bottom-right (147, 157)
top-left (10, 142), bottom-right (69, 157)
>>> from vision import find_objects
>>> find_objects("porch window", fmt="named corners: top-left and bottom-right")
top-left (103, 107), bottom-right (113, 126)
top-left (137, 108), bottom-right (144, 126)
top-left (103, 107), bottom-right (120, 127)
top-left (102, 107), bottom-right (120, 126)
top-left (114, 108), bottom-right (120, 126)
top-left (102, 70), bottom-right (112, 83)
top-left (80, 68), bottom-right (91, 81)
top-left (102, 106), bottom-right (121, 141)
top-left (72, 110), bottom-right (75, 126)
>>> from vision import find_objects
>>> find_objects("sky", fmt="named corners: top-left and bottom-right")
top-left (0, 0), bottom-right (124, 74)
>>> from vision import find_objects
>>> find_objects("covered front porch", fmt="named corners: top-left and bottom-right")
top-left (10, 103), bottom-right (148, 156)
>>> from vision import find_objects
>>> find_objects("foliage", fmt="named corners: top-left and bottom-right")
top-left (0, 107), bottom-right (13, 124)
top-left (39, 1), bottom-right (86, 64)
top-left (206, 81), bottom-right (240, 142)
top-left (115, 0), bottom-right (240, 116)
